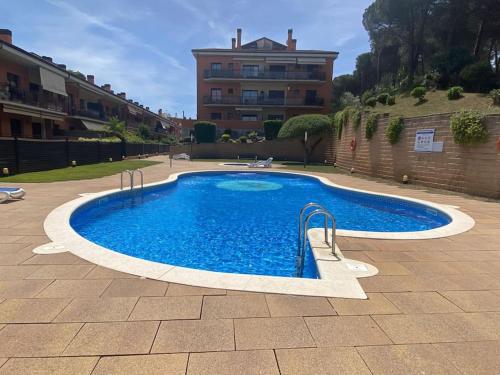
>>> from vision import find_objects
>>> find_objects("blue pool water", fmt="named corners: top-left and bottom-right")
top-left (71, 172), bottom-right (451, 278)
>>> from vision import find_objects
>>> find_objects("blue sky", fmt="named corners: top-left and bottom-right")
top-left (1, 0), bottom-right (372, 118)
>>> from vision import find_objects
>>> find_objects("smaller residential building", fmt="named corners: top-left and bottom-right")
top-left (191, 28), bottom-right (338, 135)
top-left (0, 29), bottom-right (180, 139)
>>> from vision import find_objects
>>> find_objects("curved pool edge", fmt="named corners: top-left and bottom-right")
top-left (42, 169), bottom-right (475, 298)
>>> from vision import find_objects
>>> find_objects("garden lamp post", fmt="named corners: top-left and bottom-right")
top-left (303, 131), bottom-right (308, 168)
top-left (190, 133), bottom-right (194, 161)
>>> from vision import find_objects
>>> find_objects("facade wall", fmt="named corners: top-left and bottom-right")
top-left (330, 113), bottom-right (500, 198)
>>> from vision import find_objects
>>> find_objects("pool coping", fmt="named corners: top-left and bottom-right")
top-left (41, 169), bottom-right (475, 298)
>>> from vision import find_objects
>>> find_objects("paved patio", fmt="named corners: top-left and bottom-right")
top-left (0, 156), bottom-right (499, 374)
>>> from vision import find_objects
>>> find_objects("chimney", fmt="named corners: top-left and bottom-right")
top-left (231, 37), bottom-right (236, 49)
top-left (86, 75), bottom-right (95, 84)
top-left (134, 101), bottom-right (139, 105)
top-left (103, 84), bottom-right (111, 92)
top-left (118, 92), bottom-right (126, 99)
top-left (128, 99), bottom-right (133, 103)
top-left (42, 56), bottom-right (53, 63)
top-left (236, 28), bottom-right (242, 49)
top-left (57, 64), bottom-right (66, 70)
top-left (291, 38), bottom-right (297, 51)
top-left (287, 29), bottom-right (296, 50)
top-left (158, 109), bottom-right (163, 115)
top-left (0, 29), bottom-right (12, 44)
top-left (146, 106), bottom-right (150, 111)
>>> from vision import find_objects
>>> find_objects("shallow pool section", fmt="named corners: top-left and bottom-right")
top-left (70, 172), bottom-right (451, 278)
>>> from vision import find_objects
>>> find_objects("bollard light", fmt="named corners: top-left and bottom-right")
top-left (122, 155), bottom-right (126, 160)
top-left (333, 162), bottom-right (337, 168)
top-left (109, 157), bottom-right (113, 162)
top-left (402, 175), bottom-right (409, 184)
top-left (71, 160), bottom-right (77, 167)
top-left (350, 167), bottom-right (355, 173)
top-left (2, 167), bottom-right (9, 176)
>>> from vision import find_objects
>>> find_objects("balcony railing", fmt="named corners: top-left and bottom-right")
top-left (204, 69), bottom-right (326, 81)
top-left (203, 95), bottom-right (324, 107)
top-left (0, 82), bottom-right (67, 112)
top-left (68, 108), bottom-right (108, 121)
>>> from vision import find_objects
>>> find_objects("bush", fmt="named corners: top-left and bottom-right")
top-left (263, 120), bottom-right (283, 140)
top-left (377, 93), bottom-right (390, 105)
top-left (385, 117), bottom-right (404, 144)
top-left (333, 111), bottom-right (345, 139)
top-left (386, 95), bottom-right (396, 105)
top-left (194, 121), bottom-right (216, 143)
top-left (352, 109), bottom-right (362, 130)
top-left (364, 96), bottom-right (377, 107)
top-left (223, 128), bottom-right (232, 135)
top-left (459, 62), bottom-right (496, 92)
top-left (136, 123), bottom-right (151, 140)
top-left (220, 134), bottom-right (230, 142)
top-left (239, 135), bottom-right (248, 143)
top-left (77, 137), bottom-right (121, 143)
top-left (447, 86), bottom-right (464, 100)
top-left (450, 110), bottom-right (488, 145)
top-left (278, 114), bottom-right (333, 139)
top-left (365, 113), bottom-right (379, 140)
top-left (411, 86), bottom-right (427, 102)
top-left (361, 89), bottom-right (375, 105)
top-left (490, 89), bottom-right (500, 106)
top-left (339, 92), bottom-right (360, 108)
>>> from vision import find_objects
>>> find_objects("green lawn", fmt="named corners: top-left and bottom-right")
top-left (370, 90), bottom-right (499, 118)
top-left (0, 160), bottom-right (162, 183)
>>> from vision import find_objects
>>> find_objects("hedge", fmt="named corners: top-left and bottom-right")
top-left (194, 121), bottom-right (217, 143)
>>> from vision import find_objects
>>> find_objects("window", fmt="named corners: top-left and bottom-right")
top-left (210, 112), bottom-right (222, 120)
top-left (227, 112), bottom-right (234, 120)
top-left (242, 65), bottom-right (259, 77)
top-left (241, 114), bottom-right (258, 121)
top-left (242, 90), bottom-right (258, 104)
top-left (268, 90), bottom-right (285, 104)
top-left (7, 73), bottom-right (19, 89)
top-left (210, 88), bottom-right (222, 103)
top-left (32, 122), bottom-right (42, 139)
top-left (227, 63), bottom-right (234, 70)
top-left (305, 90), bottom-right (317, 105)
top-left (268, 114), bottom-right (284, 121)
top-left (10, 119), bottom-right (22, 137)
top-left (228, 88), bottom-right (234, 95)
top-left (269, 65), bottom-right (286, 78)
top-left (211, 63), bottom-right (222, 72)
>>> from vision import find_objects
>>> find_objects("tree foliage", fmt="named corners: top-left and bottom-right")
top-left (278, 114), bottom-right (332, 139)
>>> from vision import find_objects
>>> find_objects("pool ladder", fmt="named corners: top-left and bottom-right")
top-left (296, 203), bottom-right (337, 277)
top-left (120, 169), bottom-right (144, 190)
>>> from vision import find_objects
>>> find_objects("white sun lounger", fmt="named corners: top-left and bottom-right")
top-left (0, 187), bottom-right (26, 203)
top-left (172, 153), bottom-right (190, 160)
top-left (248, 157), bottom-right (273, 168)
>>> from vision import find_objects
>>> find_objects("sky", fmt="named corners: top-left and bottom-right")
top-left (1, 0), bottom-right (373, 118)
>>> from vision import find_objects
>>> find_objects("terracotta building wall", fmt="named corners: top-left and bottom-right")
top-left (330, 113), bottom-right (500, 198)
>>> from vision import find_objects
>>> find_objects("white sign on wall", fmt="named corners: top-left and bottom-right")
top-left (414, 129), bottom-right (435, 152)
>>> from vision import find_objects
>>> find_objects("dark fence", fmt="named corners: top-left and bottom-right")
top-left (0, 137), bottom-right (170, 174)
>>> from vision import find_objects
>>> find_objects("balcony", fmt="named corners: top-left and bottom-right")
top-left (203, 95), bottom-right (324, 107)
top-left (204, 69), bottom-right (326, 81)
top-left (68, 108), bottom-right (108, 121)
top-left (0, 82), bottom-right (66, 112)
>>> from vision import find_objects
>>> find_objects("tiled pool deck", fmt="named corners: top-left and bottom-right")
top-left (0, 156), bottom-right (499, 374)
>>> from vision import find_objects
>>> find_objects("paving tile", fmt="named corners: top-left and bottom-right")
top-left (0, 298), bottom-right (71, 323)
top-left (27, 265), bottom-right (94, 279)
top-left (0, 279), bottom-right (52, 298)
top-left (64, 321), bottom-right (159, 356)
top-left (371, 313), bottom-right (500, 344)
top-left (364, 251), bottom-right (414, 262)
top-left (165, 283), bottom-right (226, 296)
top-left (0, 357), bottom-right (98, 375)
top-left (54, 297), bottom-right (138, 322)
top-left (383, 292), bottom-right (463, 313)
top-left (0, 358), bottom-right (6, 368)
top-left (0, 323), bottom-right (82, 357)
top-left (305, 316), bottom-right (391, 347)
top-left (0, 265), bottom-right (40, 279)
top-left (129, 296), bottom-right (201, 320)
top-left (400, 261), bottom-right (460, 275)
top-left (370, 261), bottom-right (411, 275)
top-left (102, 279), bottom-right (167, 297)
top-left (234, 317), bottom-right (315, 350)
top-left (202, 295), bottom-right (269, 319)
top-left (0, 249), bottom-right (35, 265)
top-left (276, 347), bottom-right (371, 375)
top-left (329, 293), bottom-right (400, 315)
top-left (357, 344), bottom-right (461, 374)
top-left (440, 290), bottom-right (500, 312)
top-left (23, 253), bottom-right (83, 265)
top-left (85, 266), bottom-right (138, 279)
top-left (36, 279), bottom-right (112, 298)
top-left (150, 318), bottom-right (235, 353)
top-left (265, 295), bottom-right (335, 317)
top-left (188, 350), bottom-right (279, 375)
top-left (92, 354), bottom-right (187, 375)
top-left (433, 341), bottom-right (500, 375)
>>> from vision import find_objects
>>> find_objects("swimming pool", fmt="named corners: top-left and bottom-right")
top-left (70, 171), bottom-right (452, 278)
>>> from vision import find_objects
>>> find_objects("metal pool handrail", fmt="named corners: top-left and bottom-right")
top-left (120, 169), bottom-right (143, 190)
top-left (297, 203), bottom-right (337, 277)
top-left (131, 169), bottom-right (144, 190)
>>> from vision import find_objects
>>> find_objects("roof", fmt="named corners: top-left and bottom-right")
top-left (241, 37), bottom-right (287, 50)
top-left (0, 39), bottom-right (164, 120)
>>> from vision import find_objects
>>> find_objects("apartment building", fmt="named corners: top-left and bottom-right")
top-left (0, 29), bottom-right (179, 139)
top-left (192, 28), bottom-right (338, 134)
